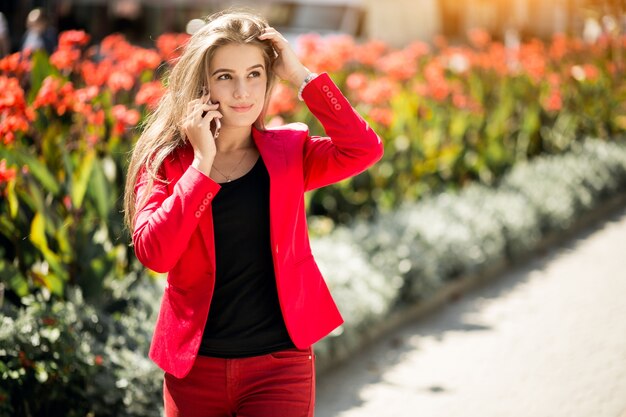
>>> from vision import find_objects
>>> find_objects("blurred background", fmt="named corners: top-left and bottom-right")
top-left (0, 1), bottom-right (625, 417)
top-left (0, 0), bottom-right (623, 50)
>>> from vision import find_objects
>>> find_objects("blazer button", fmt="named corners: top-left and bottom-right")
top-left (195, 210), bottom-right (202, 218)
top-left (206, 192), bottom-right (213, 199)
top-left (202, 198), bottom-right (210, 205)
top-left (199, 204), bottom-right (206, 212)
top-left (322, 85), bottom-right (330, 92)
top-left (326, 91), bottom-right (333, 98)
top-left (331, 97), bottom-right (338, 104)
top-left (334, 104), bottom-right (342, 111)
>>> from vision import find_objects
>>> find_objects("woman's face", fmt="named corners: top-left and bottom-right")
top-left (207, 43), bottom-right (268, 130)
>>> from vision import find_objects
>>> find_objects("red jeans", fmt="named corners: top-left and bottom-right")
top-left (163, 347), bottom-right (315, 417)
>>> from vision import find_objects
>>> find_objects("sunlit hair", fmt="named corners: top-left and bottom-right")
top-left (124, 9), bottom-right (277, 234)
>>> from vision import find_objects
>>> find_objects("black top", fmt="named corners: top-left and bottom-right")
top-left (198, 156), bottom-right (294, 358)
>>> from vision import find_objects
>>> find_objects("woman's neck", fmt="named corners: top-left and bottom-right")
top-left (215, 125), bottom-right (255, 152)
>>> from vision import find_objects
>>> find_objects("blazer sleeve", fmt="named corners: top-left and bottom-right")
top-left (132, 163), bottom-right (221, 273)
top-left (301, 73), bottom-right (384, 191)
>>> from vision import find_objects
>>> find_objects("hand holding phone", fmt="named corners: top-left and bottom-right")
top-left (201, 86), bottom-right (221, 139)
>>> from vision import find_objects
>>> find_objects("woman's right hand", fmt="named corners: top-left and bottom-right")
top-left (182, 92), bottom-right (222, 175)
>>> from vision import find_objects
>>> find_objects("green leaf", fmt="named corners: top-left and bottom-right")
top-left (29, 213), bottom-right (68, 289)
top-left (30, 212), bottom-right (49, 253)
top-left (88, 158), bottom-right (110, 218)
top-left (28, 50), bottom-right (59, 104)
top-left (16, 152), bottom-right (60, 194)
top-left (71, 149), bottom-right (96, 209)
top-left (6, 179), bottom-right (18, 219)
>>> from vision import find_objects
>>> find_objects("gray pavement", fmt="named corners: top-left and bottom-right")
top-left (316, 207), bottom-right (626, 417)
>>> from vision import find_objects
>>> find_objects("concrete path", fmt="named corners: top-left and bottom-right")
top-left (316, 206), bottom-right (626, 417)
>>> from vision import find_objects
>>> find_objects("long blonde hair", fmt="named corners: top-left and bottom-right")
top-left (124, 10), bottom-right (277, 234)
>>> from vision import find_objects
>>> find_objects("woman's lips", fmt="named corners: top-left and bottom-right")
top-left (230, 104), bottom-right (254, 113)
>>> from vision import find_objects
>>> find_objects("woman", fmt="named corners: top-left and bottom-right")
top-left (124, 10), bottom-right (383, 417)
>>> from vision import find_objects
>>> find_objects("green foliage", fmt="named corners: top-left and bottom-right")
top-left (0, 276), bottom-right (163, 417)
top-left (312, 138), bottom-right (626, 368)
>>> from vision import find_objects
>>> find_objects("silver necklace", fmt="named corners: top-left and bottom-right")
top-left (212, 150), bottom-right (248, 182)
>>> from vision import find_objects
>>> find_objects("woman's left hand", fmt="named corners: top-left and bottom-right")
top-left (258, 27), bottom-right (311, 88)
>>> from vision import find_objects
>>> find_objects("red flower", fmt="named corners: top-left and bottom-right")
top-left (156, 33), bottom-right (190, 63)
top-left (377, 50), bottom-right (417, 81)
top-left (549, 33), bottom-right (568, 61)
top-left (58, 30), bottom-right (90, 50)
top-left (81, 60), bottom-right (112, 87)
top-left (50, 48), bottom-right (81, 71)
top-left (0, 76), bottom-right (27, 112)
top-left (135, 81), bottom-right (165, 110)
top-left (111, 104), bottom-right (140, 135)
top-left (468, 28), bottom-right (491, 49)
top-left (0, 51), bottom-right (31, 77)
top-left (267, 83), bottom-right (297, 116)
top-left (0, 159), bottom-right (17, 184)
top-left (368, 107), bottom-right (394, 127)
top-left (0, 75), bottom-right (33, 145)
top-left (94, 355), bottom-right (104, 366)
top-left (354, 40), bottom-right (388, 66)
top-left (124, 47), bottom-right (162, 75)
top-left (358, 77), bottom-right (397, 106)
top-left (107, 70), bottom-right (134, 93)
top-left (33, 76), bottom-right (76, 115)
top-left (101, 34), bottom-right (133, 62)
top-left (297, 34), bottom-right (355, 73)
top-left (543, 88), bottom-right (562, 112)
top-left (346, 73), bottom-right (368, 91)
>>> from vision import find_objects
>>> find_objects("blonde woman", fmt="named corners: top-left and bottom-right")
top-left (124, 9), bottom-right (383, 417)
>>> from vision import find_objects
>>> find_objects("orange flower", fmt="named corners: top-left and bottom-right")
top-left (136, 81), bottom-right (165, 110)
top-left (111, 104), bottom-right (140, 134)
top-left (267, 83), bottom-right (297, 116)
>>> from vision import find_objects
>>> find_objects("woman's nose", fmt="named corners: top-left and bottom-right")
top-left (233, 79), bottom-right (249, 99)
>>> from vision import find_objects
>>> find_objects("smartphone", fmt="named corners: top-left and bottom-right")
top-left (200, 86), bottom-right (221, 138)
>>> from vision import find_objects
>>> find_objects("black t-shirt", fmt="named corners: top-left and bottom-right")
top-left (198, 156), bottom-right (294, 358)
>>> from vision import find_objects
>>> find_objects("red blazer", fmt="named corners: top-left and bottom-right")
top-left (132, 73), bottom-right (383, 378)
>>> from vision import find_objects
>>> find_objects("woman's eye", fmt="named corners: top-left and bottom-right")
top-left (248, 71), bottom-right (261, 78)
top-left (217, 74), bottom-right (231, 80)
